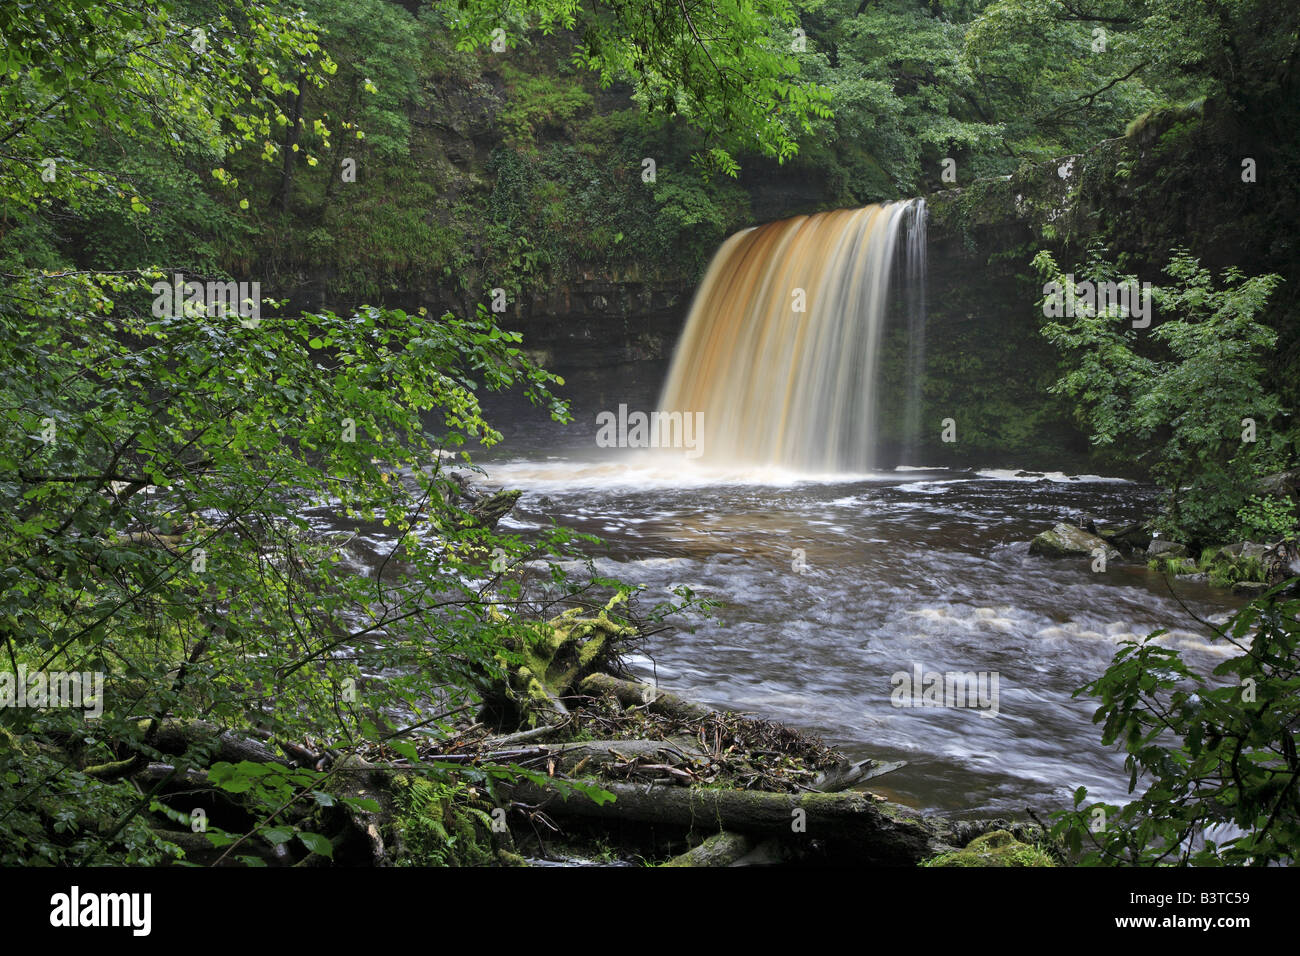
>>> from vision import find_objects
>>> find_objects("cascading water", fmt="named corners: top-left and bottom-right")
top-left (899, 200), bottom-right (928, 465)
top-left (658, 199), bottom-right (928, 472)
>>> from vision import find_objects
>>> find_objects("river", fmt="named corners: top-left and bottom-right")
top-left (464, 357), bottom-right (1246, 818)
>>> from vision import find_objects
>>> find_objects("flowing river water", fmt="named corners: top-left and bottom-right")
top-left (464, 357), bottom-right (1246, 819)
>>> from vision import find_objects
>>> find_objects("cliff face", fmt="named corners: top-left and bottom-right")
top-left (277, 49), bottom-right (1296, 469)
top-left (914, 98), bottom-right (1300, 467)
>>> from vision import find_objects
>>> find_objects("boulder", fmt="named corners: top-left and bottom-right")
top-left (1233, 581), bottom-right (1271, 597)
top-left (1147, 538), bottom-right (1188, 559)
top-left (1258, 468), bottom-right (1300, 499)
top-left (1241, 542), bottom-right (1271, 562)
top-left (1263, 539), bottom-right (1300, 585)
top-left (1205, 541), bottom-right (1274, 587)
top-left (1096, 522), bottom-right (1153, 553)
top-left (1030, 522), bottom-right (1120, 561)
top-left (1213, 542), bottom-right (1245, 561)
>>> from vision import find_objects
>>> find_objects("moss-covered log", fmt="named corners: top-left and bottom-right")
top-left (922, 829), bottom-right (1055, 867)
top-left (578, 672), bottom-right (714, 721)
top-left (145, 719), bottom-right (289, 766)
top-left (505, 778), bottom-right (960, 865)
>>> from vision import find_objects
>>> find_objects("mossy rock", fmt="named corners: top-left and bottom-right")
top-left (1200, 544), bottom-right (1270, 587)
top-left (921, 829), bottom-right (1055, 868)
top-left (1147, 539), bottom-right (1188, 560)
top-left (1030, 522), bottom-right (1119, 560)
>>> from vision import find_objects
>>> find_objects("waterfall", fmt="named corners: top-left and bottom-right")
top-left (658, 199), bottom-right (927, 472)
top-left (900, 200), bottom-right (928, 465)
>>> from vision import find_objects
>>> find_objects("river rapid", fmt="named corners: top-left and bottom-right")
top-left (478, 358), bottom-right (1251, 817)
top-left (382, 359), bottom-right (1246, 817)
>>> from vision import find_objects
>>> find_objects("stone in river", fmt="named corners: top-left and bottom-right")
top-left (1029, 522), bottom-right (1120, 561)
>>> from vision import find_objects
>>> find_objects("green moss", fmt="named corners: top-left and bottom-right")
top-left (921, 829), bottom-right (1056, 868)
top-left (494, 595), bottom-right (636, 727)
top-left (497, 64), bottom-right (594, 150)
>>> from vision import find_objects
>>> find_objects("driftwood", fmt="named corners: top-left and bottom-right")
top-left (811, 757), bottom-right (906, 792)
top-left (487, 723), bottom-right (567, 748)
top-left (540, 739), bottom-right (705, 770)
top-left (505, 778), bottom-right (959, 865)
top-left (118, 686), bottom-right (1029, 866)
top-left (83, 719), bottom-right (287, 781)
top-left (465, 489), bottom-right (521, 531)
top-left (578, 673), bottom-right (714, 721)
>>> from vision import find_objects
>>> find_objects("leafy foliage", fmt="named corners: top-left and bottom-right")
top-left (1052, 586), bottom-right (1300, 865)
top-left (0, 0), bottom-right (658, 865)
top-left (442, 0), bottom-right (832, 173)
top-left (1034, 246), bottom-right (1287, 544)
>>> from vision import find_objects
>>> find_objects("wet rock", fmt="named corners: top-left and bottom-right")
top-left (1233, 581), bottom-right (1271, 597)
top-left (1029, 522), bottom-right (1120, 560)
top-left (1096, 522), bottom-right (1152, 553)
top-left (1200, 541), bottom-right (1275, 587)
top-left (1242, 542), bottom-right (1271, 562)
top-left (1258, 468), bottom-right (1300, 499)
top-left (1147, 538), bottom-right (1188, 559)
top-left (1214, 542), bottom-right (1245, 560)
top-left (1264, 539), bottom-right (1300, 584)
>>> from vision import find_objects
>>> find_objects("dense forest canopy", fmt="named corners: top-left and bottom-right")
top-left (7, 0), bottom-right (1297, 289)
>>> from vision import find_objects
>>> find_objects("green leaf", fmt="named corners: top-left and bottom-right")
top-left (263, 827), bottom-right (294, 845)
top-left (297, 831), bottom-right (334, 858)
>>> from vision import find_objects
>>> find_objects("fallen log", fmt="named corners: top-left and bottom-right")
top-left (506, 778), bottom-right (959, 865)
top-left (133, 762), bottom-right (210, 787)
top-left (486, 723), bottom-right (569, 748)
top-left (578, 673), bottom-right (714, 721)
top-left (146, 719), bottom-right (289, 766)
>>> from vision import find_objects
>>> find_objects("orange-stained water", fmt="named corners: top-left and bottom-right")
top-left (659, 201), bottom-right (924, 472)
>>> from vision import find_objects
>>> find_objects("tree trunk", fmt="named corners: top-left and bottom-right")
top-left (505, 778), bottom-right (960, 865)
top-left (578, 673), bottom-right (714, 721)
top-left (277, 72), bottom-right (307, 212)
